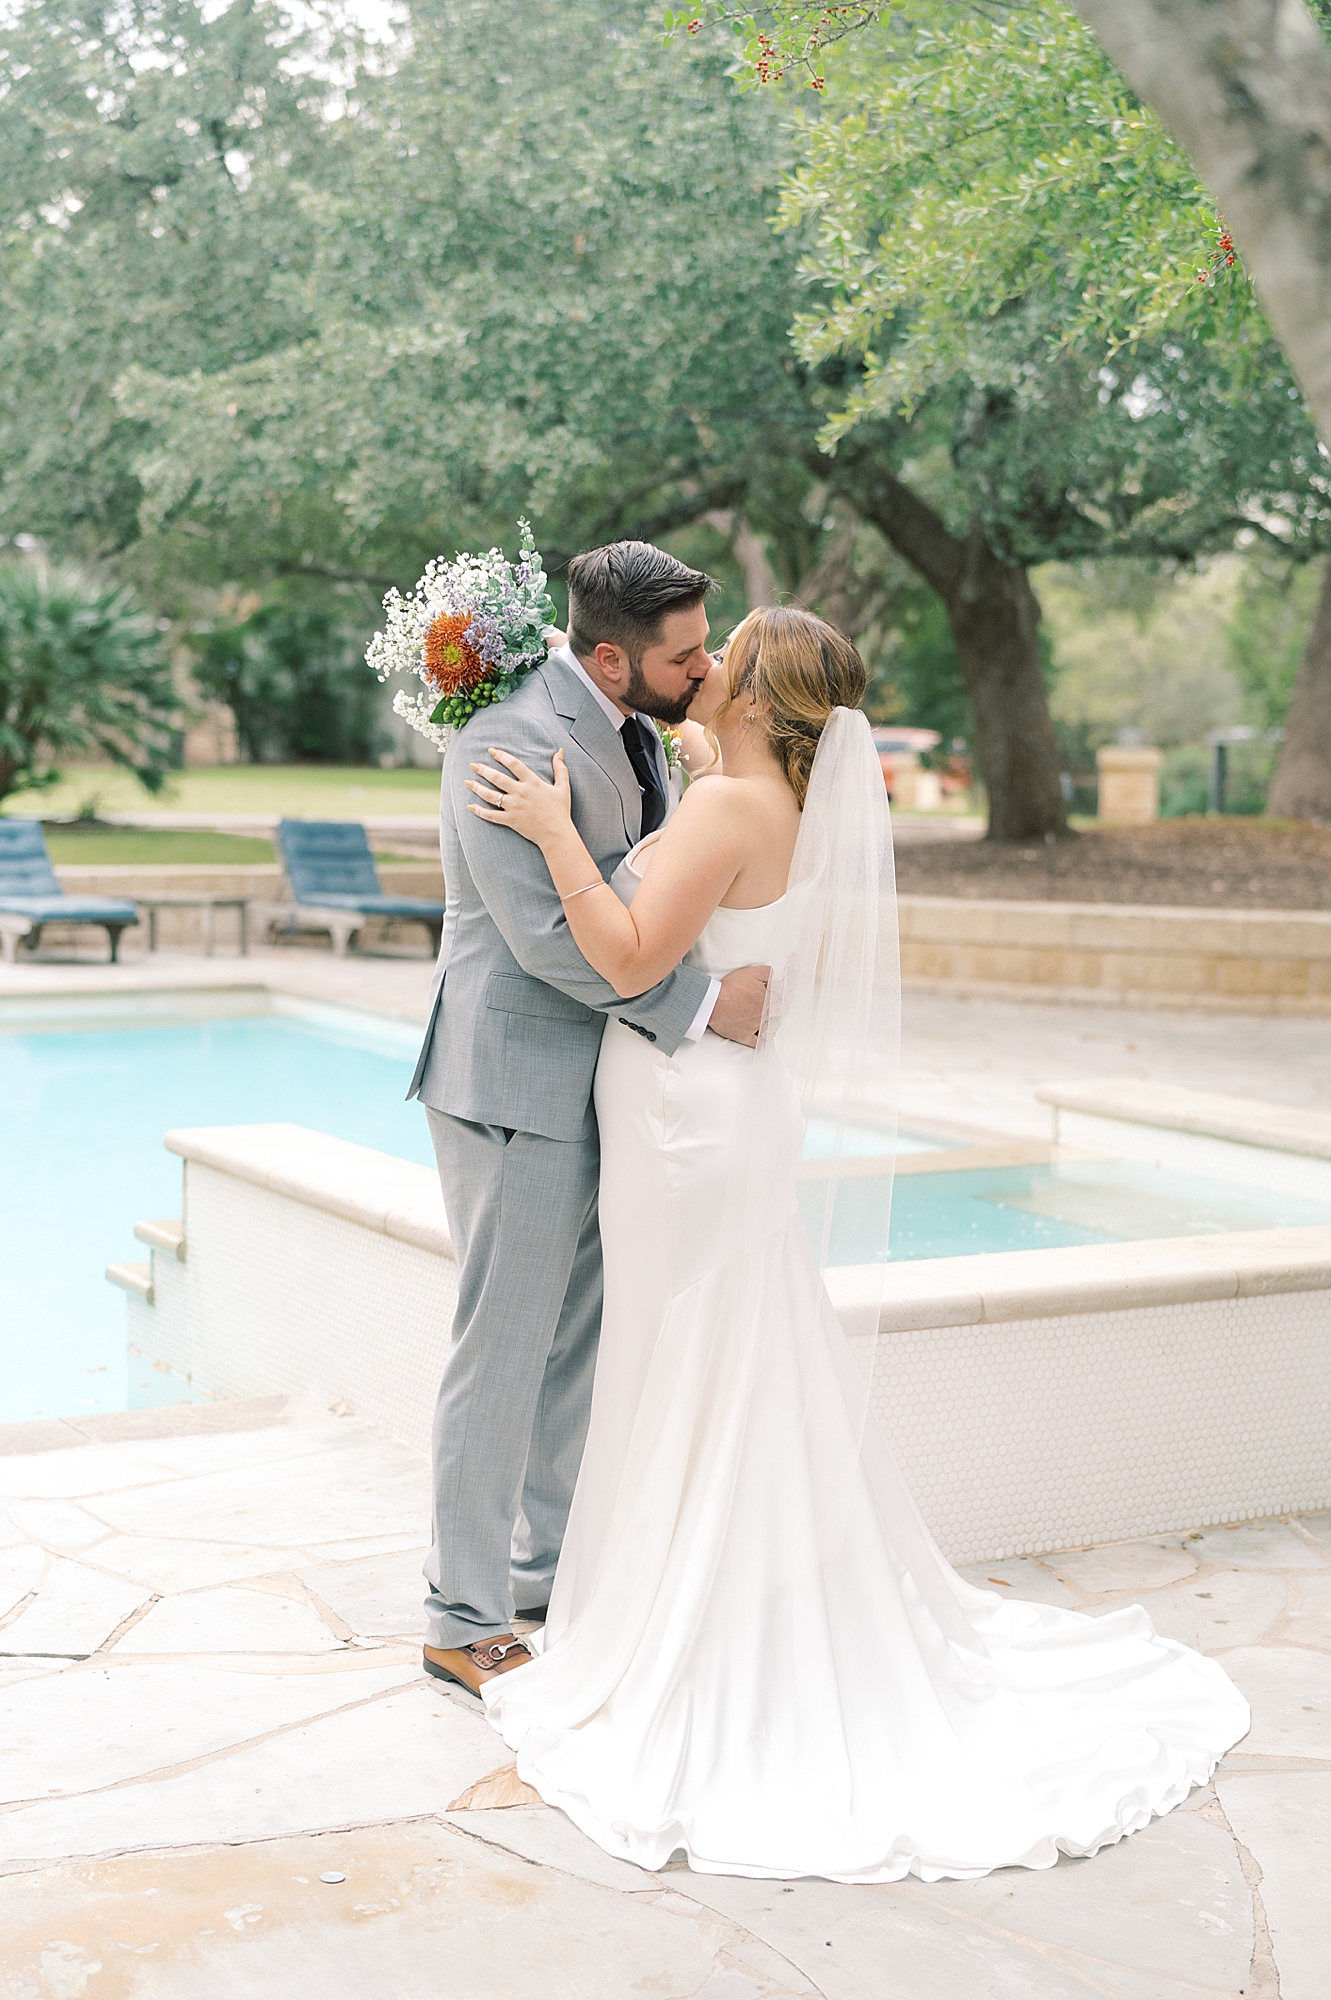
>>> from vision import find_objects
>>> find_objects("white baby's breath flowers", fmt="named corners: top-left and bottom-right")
top-left (390, 685), bottom-right (454, 751)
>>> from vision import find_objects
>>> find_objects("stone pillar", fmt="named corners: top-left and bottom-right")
top-left (1095, 744), bottom-right (1162, 825)
top-left (890, 758), bottom-right (943, 810)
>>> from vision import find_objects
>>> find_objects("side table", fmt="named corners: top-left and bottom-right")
top-left (138, 895), bottom-right (250, 957)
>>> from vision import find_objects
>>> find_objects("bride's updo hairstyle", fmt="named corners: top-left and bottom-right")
top-left (717, 606), bottom-right (868, 807)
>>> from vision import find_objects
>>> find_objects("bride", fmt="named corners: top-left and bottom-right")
top-left (462, 603), bottom-right (1249, 1884)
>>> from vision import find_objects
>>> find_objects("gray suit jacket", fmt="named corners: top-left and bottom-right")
top-left (408, 649), bottom-right (711, 1142)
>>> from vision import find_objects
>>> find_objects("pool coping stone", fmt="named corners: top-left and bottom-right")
top-left (1037, 1076), bottom-right (1331, 1159)
top-left (165, 1122), bottom-right (452, 1258)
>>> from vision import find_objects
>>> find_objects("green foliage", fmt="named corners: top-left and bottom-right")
top-left (703, 0), bottom-right (1255, 406)
top-left (1159, 743), bottom-right (1275, 818)
top-left (187, 598), bottom-right (380, 764)
top-left (765, 1), bottom-right (1331, 574)
top-left (823, 7), bottom-right (1255, 375)
top-left (782, 2), bottom-right (1236, 429)
top-left (0, 0), bottom-right (335, 563)
top-left (686, 1), bottom-right (1328, 368)
top-left (102, 0), bottom-right (817, 593)
top-left (1227, 558), bottom-right (1326, 735)
top-left (661, 3), bottom-right (1331, 591)
top-left (0, 560), bottom-right (177, 805)
top-left (1040, 558), bottom-right (1245, 751)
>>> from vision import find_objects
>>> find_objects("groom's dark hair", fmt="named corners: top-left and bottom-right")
top-left (566, 541), bottom-right (715, 664)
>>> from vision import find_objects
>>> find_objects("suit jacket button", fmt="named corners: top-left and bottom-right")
top-left (647, 1032), bottom-right (657, 1042)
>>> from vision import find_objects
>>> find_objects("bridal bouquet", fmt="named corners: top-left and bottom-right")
top-left (367, 520), bottom-right (556, 749)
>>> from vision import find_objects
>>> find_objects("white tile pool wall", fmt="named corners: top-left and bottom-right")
top-left (849, 1290), bottom-right (1331, 1565)
top-left (131, 1159), bottom-right (457, 1455)
top-left (127, 1130), bottom-right (1331, 1564)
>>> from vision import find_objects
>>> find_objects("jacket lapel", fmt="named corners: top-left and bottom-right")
top-left (539, 651), bottom-right (640, 844)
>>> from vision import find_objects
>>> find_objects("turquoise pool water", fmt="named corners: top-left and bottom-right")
top-left (803, 1156), bottom-right (1331, 1268)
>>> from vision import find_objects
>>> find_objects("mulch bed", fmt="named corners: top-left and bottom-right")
top-left (893, 818), bottom-right (1331, 912)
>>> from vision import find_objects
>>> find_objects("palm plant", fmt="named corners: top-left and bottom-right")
top-left (0, 560), bottom-right (178, 808)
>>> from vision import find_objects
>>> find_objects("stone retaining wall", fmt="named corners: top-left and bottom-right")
top-left (899, 895), bottom-right (1331, 1015)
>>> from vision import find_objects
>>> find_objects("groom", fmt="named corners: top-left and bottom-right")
top-left (407, 539), bottom-right (768, 1694)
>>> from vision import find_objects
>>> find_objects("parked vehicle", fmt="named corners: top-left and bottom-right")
top-left (871, 727), bottom-right (942, 808)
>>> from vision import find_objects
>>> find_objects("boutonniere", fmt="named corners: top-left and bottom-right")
top-left (655, 721), bottom-right (683, 771)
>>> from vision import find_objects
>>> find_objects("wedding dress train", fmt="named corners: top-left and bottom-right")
top-left (485, 767), bottom-right (1249, 1883)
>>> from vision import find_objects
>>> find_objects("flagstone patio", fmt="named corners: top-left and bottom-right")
top-left (4, 945), bottom-right (1330, 1992)
top-left (1, 1395), bottom-right (1327, 1999)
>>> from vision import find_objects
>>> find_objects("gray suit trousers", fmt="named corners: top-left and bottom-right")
top-left (423, 1106), bottom-right (602, 1648)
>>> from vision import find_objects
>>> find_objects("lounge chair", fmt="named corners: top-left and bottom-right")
top-left (0, 819), bottom-right (140, 964)
top-left (269, 819), bottom-right (444, 959)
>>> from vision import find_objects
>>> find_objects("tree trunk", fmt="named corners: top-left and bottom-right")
top-left (1067, 0), bottom-right (1331, 446)
top-left (1268, 554), bottom-right (1331, 817)
top-left (829, 446), bottom-right (1070, 839)
top-left (948, 522), bottom-right (1071, 841)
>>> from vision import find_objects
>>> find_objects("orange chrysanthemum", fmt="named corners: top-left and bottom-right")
top-left (423, 612), bottom-right (486, 695)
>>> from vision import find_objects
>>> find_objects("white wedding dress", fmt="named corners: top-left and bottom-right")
top-left (485, 729), bottom-right (1249, 1884)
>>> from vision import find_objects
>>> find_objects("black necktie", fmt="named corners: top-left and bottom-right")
top-left (621, 716), bottom-right (666, 837)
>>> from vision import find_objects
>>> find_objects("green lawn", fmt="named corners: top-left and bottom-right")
top-left (3, 763), bottom-right (443, 821)
top-left (28, 828), bottom-right (429, 866)
top-left (41, 828), bottom-right (279, 865)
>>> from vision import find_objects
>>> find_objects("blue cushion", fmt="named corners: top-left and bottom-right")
top-left (297, 894), bottom-right (444, 919)
top-left (0, 894), bottom-right (140, 922)
top-left (0, 818), bottom-right (61, 896)
top-left (279, 820), bottom-right (382, 902)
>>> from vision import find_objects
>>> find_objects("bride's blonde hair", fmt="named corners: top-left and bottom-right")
top-left (712, 606), bottom-right (868, 807)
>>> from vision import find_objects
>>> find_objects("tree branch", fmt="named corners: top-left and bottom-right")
top-left (822, 434), bottom-right (966, 600)
top-left (543, 475), bottom-right (750, 574)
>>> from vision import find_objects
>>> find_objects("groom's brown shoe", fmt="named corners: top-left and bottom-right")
top-left (423, 1636), bottom-right (531, 1697)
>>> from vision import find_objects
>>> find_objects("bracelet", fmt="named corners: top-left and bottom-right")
top-left (560, 880), bottom-right (607, 903)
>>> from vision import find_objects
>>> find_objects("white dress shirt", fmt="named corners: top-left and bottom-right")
top-left (554, 645), bottom-right (718, 1042)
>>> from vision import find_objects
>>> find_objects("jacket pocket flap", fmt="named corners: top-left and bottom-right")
top-left (485, 973), bottom-right (596, 1024)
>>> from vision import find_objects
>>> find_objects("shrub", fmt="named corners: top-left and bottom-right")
top-left (0, 560), bottom-right (178, 807)
top-left (1160, 741), bottom-right (1276, 818)
top-left (186, 600), bottom-right (379, 765)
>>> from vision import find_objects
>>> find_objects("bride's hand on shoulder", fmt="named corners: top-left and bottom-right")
top-left (467, 746), bottom-right (572, 847)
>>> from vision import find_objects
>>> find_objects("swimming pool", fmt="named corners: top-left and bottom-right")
top-left (1, 997), bottom-right (434, 1425)
top-left (6, 994), bottom-right (1330, 1423)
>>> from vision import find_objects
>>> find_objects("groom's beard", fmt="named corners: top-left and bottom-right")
top-left (624, 659), bottom-right (703, 728)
